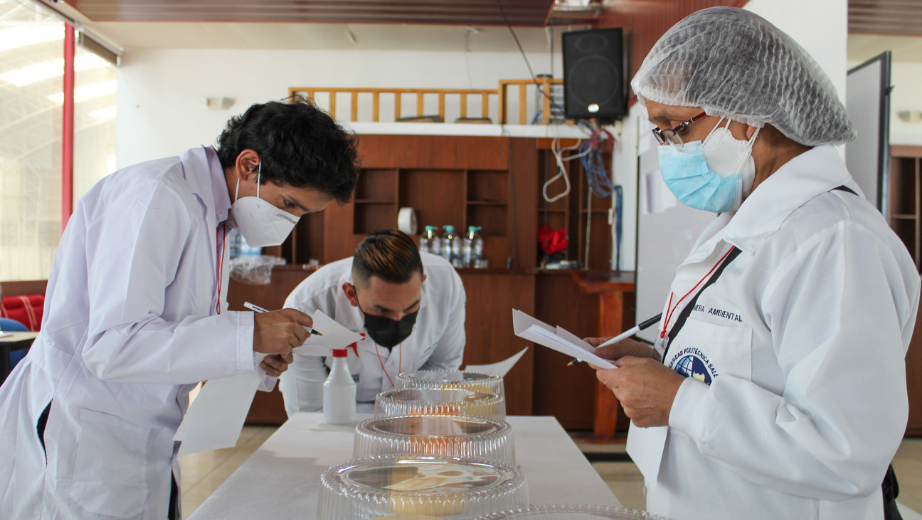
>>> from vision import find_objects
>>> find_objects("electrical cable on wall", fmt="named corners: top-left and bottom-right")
top-left (569, 122), bottom-right (623, 270)
top-left (543, 136), bottom-right (591, 203)
top-left (493, 0), bottom-right (554, 104)
top-left (585, 178), bottom-right (592, 269)
top-left (613, 184), bottom-right (623, 270)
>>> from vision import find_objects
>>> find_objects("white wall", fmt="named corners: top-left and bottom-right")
top-left (745, 0), bottom-right (849, 102)
top-left (116, 48), bottom-right (562, 166)
top-left (889, 61), bottom-right (922, 146)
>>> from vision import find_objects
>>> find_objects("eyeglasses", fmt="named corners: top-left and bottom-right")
top-left (651, 112), bottom-right (707, 151)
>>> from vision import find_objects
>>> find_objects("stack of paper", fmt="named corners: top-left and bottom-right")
top-left (511, 309), bottom-right (616, 369)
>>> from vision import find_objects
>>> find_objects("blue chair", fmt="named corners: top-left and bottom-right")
top-left (0, 317), bottom-right (30, 371)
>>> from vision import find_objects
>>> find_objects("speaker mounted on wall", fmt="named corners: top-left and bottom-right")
top-left (562, 28), bottom-right (626, 122)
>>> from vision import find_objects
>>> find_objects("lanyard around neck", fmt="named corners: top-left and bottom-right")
top-left (660, 246), bottom-right (741, 361)
top-left (375, 342), bottom-right (402, 388)
top-left (214, 222), bottom-right (227, 315)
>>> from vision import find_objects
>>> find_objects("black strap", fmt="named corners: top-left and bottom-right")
top-left (37, 401), bottom-right (51, 455)
top-left (662, 247), bottom-right (743, 362)
top-left (168, 475), bottom-right (179, 520)
top-left (832, 185), bottom-right (858, 196)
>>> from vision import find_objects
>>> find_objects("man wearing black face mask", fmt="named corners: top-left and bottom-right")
top-left (278, 229), bottom-right (467, 416)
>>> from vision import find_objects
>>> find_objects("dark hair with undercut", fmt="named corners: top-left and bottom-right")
top-left (353, 229), bottom-right (424, 286)
top-left (215, 98), bottom-right (359, 204)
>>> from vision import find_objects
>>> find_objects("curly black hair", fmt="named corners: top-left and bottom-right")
top-left (215, 98), bottom-right (359, 204)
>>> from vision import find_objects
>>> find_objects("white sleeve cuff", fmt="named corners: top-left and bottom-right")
top-left (668, 377), bottom-right (710, 438)
top-left (258, 376), bottom-right (278, 392)
top-left (236, 310), bottom-right (256, 375)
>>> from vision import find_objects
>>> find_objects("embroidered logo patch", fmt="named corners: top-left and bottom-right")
top-left (669, 347), bottom-right (718, 385)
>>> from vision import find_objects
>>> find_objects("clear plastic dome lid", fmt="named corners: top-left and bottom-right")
top-left (398, 370), bottom-right (505, 398)
top-left (475, 505), bottom-right (671, 519)
top-left (375, 388), bottom-right (506, 420)
top-left (354, 415), bottom-right (515, 464)
top-left (318, 455), bottom-right (528, 519)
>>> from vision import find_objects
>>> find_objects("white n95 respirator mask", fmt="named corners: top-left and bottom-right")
top-left (658, 119), bottom-right (759, 214)
top-left (231, 163), bottom-right (300, 248)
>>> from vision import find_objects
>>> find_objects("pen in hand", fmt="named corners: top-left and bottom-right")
top-left (243, 301), bottom-right (323, 336)
top-left (567, 313), bottom-right (662, 366)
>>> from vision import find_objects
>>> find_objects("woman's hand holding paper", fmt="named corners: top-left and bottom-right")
top-left (594, 356), bottom-right (685, 428)
top-left (583, 337), bottom-right (661, 361)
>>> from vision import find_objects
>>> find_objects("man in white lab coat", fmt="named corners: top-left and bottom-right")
top-left (0, 99), bottom-right (359, 520)
top-left (279, 229), bottom-right (466, 416)
top-left (587, 8), bottom-right (919, 520)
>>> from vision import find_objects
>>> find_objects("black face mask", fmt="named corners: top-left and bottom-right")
top-left (359, 304), bottom-right (419, 349)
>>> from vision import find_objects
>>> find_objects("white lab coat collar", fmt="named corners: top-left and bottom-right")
top-left (180, 146), bottom-right (228, 304)
top-left (204, 146), bottom-right (232, 224)
top-left (179, 147), bottom-right (216, 228)
top-left (723, 145), bottom-right (855, 254)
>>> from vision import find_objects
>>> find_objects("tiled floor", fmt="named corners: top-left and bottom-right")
top-left (178, 427), bottom-right (922, 518)
top-left (178, 425), bottom-right (277, 517)
top-left (895, 439), bottom-right (922, 512)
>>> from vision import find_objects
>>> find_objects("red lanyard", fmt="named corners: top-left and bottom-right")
top-left (375, 342), bottom-right (402, 388)
top-left (214, 223), bottom-right (227, 315)
top-left (660, 247), bottom-right (736, 339)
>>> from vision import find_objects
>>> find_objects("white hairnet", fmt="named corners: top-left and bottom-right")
top-left (631, 7), bottom-right (855, 146)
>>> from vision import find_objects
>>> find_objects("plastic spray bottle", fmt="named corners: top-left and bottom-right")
top-left (323, 344), bottom-right (358, 425)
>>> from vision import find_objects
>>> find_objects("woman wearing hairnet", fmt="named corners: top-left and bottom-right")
top-left (588, 7), bottom-right (919, 520)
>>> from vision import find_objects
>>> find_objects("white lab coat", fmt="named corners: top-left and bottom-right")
top-left (279, 253), bottom-right (466, 416)
top-left (0, 147), bottom-right (268, 520)
top-left (629, 145), bottom-right (920, 520)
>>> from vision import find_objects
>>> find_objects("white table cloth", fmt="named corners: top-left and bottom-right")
top-left (188, 413), bottom-right (621, 519)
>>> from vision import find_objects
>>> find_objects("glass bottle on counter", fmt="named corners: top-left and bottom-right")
top-left (463, 226), bottom-right (484, 268)
top-left (442, 225), bottom-right (463, 267)
top-left (420, 226), bottom-right (442, 257)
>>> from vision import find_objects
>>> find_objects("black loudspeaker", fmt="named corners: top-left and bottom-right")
top-left (562, 28), bottom-right (625, 121)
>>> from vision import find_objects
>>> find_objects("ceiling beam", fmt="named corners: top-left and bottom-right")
top-left (64, 0), bottom-right (556, 26)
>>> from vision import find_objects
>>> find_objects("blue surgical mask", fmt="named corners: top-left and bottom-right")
top-left (657, 121), bottom-right (759, 213)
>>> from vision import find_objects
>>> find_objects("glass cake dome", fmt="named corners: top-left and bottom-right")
top-left (317, 455), bottom-right (528, 519)
top-left (475, 505), bottom-right (671, 520)
top-left (397, 370), bottom-right (505, 398)
top-left (375, 388), bottom-right (505, 421)
top-left (354, 415), bottom-right (515, 464)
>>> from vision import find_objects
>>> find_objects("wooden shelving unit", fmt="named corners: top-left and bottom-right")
top-left (537, 139), bottom-right (614, 270)
top-left (890, 146), bottom-right (922, 271)
top-left (278, 135), bottom-right (532, 270)
top-left (890, 145), bottom-right (922, 436)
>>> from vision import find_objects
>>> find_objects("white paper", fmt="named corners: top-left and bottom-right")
top-left (464, 347), bottom-right (528, 377)
top-left (638, 133), bottom-right (652, 156)
top-left (175, 353), bottom-right (268, 455)
top-left (643, 169), bottom-right (678, 215)
top-left (512, 310), bottom-right (616, 369)
top-left (295, 310), bottom-right (364, 356)
top-left (175, 310), bottom-right (362, 455)
top-left (626, 423), bottom-right (669, 489)
top-left (555, 327), bottom-right (595, 353)
top-left (638, 118), bottom-right (657, 156)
